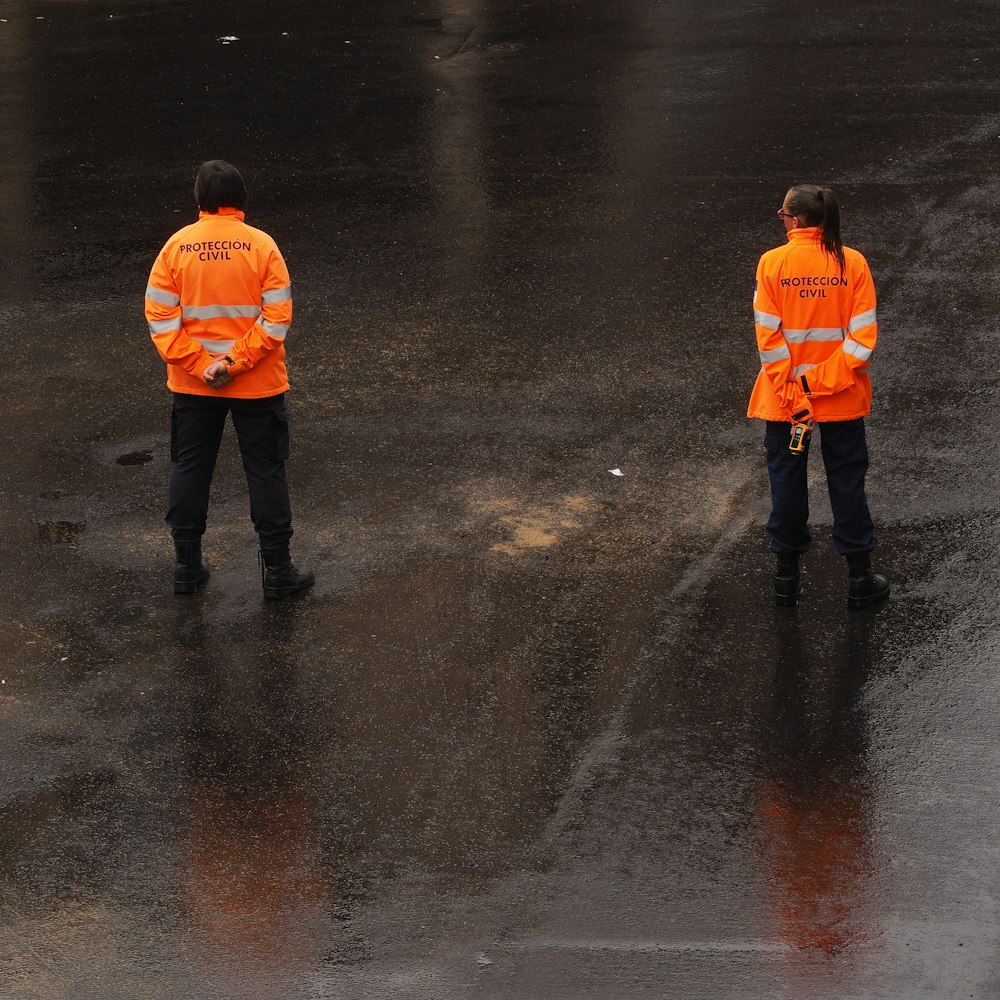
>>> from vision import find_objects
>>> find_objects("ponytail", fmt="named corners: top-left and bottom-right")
top-left (787, 184), bottom-right (845, 276)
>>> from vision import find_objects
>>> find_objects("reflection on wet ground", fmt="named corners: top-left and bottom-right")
top-left (755, 615), bottom-right (877, 974)
top-left (468, 529), bottom-right (974, 999)
top-left (3, 0), bottom-right (1000, 997)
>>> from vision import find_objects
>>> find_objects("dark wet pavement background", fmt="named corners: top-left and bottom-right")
top-left (3, 1), bottom-right (1000, 997)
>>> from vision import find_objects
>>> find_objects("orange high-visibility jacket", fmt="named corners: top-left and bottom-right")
top-left (145, 208), bottom-right (292, 398)
top-left (747, 227), bottom-right (877, 423)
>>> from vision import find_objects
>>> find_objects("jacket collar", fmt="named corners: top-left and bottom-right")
top-left (787, 226), bottom-right (821, 243)
top-left (198, 207), bottom-right (245, 222)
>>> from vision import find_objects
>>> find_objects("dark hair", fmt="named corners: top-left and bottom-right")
top-left (194, 160), bottom-right (248, 212)
top-left (786, 184), bottom-right (845, 275)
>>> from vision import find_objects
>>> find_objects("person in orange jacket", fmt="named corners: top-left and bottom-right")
top-left (748, 185), bottom-right (889, 609)
top-left (145, 160), bottom-right (313, 598)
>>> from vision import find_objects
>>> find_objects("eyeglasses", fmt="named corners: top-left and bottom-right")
top-left (776, 209), bottom-right (796, 220)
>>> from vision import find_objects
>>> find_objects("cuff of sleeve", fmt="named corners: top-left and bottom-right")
top-left (225, 351), bottom-right (251, 376)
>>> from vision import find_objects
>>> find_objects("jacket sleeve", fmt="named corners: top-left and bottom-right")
top-left (146, 251), bottom-right (214, 378)
top-left (225, 245), bottom-right (293, 376)
top-left (754, 259), bottom-right (813, 420)
top-left (797, 257), bottom-right (877, 398)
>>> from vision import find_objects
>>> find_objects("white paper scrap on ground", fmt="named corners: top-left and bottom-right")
top-left (608, 468), bottom-right (624, 477)
top-left (218, 35), bottom-right (239, 41)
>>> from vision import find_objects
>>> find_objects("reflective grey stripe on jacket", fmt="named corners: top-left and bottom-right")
top-left (782, 327), bottom-right (845, 344)
top-left (754, 309), bottom-right (781, 330)
top-left (848, 308), bottom-right (877, 333)
top-left (262, 285), bottom-right (292, 304)
top-left (196, 338), bottom-right (237, 353)
top-left (843, 339), bottom-right (873, 362)
top-left (182, 304), bottom-right (262, 320)
top-left (148, 318), bottom-right (182, 335)
top-left (146, 284), bottom-right (180, 307)
top-left (260, 319), bottom-right (289, 339)
top-left (759, 344), bottom-right (791, 364)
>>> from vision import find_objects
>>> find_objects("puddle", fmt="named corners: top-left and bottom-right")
top-left (116, 449), bottom-right (153, 466)
top-left (36, 521), bottom-right (87, 544)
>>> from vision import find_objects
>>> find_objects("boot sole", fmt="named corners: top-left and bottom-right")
top-left (174, 571), bottom-right (210, 596)
top-left (847, 585), bottom-right (890, 610)
top-left (263, 586), bottom-right (313, 600)
top-left (263, 576), bottom-right (316, 600)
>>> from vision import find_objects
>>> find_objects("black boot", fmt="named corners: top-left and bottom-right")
top-left (774, 553), bottom-right (801, 607)
top-left (260, 544), bottom-right (315, 600)
top-left (846, 552), bottom-right (890, 609)
top-left (174, 539), bottom-right (210, 595)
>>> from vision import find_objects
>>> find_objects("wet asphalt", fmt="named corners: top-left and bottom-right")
top-left (2, 0), bottom-right (1000, 997)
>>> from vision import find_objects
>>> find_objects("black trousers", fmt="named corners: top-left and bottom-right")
top-left (764, 418), bottom-right (876, 557)
top-left (167, 392), bottom-right (293, 547)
